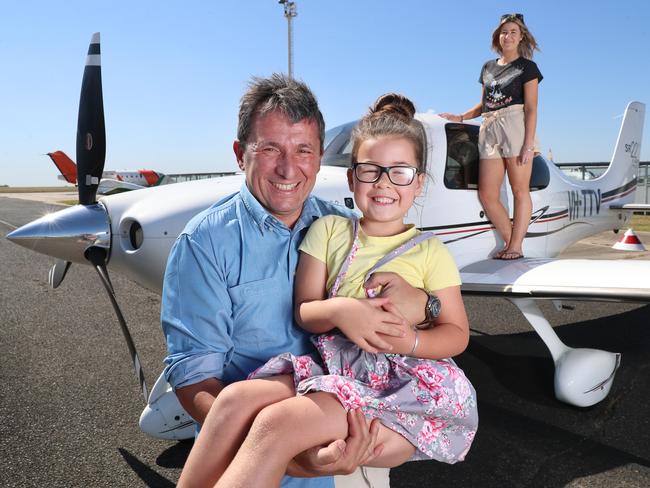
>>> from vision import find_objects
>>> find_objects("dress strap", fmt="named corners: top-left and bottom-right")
top-left (328, 218), bottom-right (436, 298)
top-left (328, 218), bottom-right (361, 298)
top-left (363, 230), bottom-right (436, 285)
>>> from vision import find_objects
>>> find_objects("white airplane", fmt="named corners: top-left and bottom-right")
top-left (7, 34), bottom-right (650, 441)
top-left (48, 149), bottom-right (165, 194)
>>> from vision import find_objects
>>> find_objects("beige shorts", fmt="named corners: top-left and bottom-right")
top-left (479, 104), bottom-right (539, 159)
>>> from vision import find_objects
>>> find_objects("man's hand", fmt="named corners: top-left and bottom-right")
top-left (287, 409), bottom-right (384, 477)
top-left (332, 297), bottom-right (407, 353)
top-left (364, 272), bottom-right (428, 326)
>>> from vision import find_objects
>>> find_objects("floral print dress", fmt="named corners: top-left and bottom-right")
top-left (249, 220), bottom-right (478, 463)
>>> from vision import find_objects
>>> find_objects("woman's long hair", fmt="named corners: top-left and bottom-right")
top-left (491, 15), bottom-right (540, 59)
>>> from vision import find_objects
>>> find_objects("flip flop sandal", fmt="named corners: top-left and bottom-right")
top-left (492, 249), bottom-right (507, 259)
top-left (497, 251), bottom-right (524, 260)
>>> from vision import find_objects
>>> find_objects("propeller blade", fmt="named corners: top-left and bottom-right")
top-left (48, 259), bottom-right (72, 289)
top-left (76, 32), bottom-right (106, 206)
top-left (86, 246), bottom-right (149, 402)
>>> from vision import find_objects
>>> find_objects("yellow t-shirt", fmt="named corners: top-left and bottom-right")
top-left (299, 215), bottom-right (461, 298)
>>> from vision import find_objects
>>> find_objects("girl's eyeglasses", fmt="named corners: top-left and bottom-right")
top-left (352, 162), bottom-right (419, 186)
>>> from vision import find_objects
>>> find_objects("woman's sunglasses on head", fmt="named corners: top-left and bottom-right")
top-left (501, 13), bottom-right (524, 23)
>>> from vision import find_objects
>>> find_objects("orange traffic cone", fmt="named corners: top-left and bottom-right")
top-left (612, 229), bottom-right (646, 251)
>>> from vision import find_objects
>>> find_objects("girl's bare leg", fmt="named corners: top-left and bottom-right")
top-left (504, 156), bottom-right (533, 256)
top-left (478, 158), bottom-right (512, 251)
top-left (177, 375), bottom-right (295, 488)
top-left (361, 424), bottom-right (415, 468)
top-left (216, 392), bottom-right (415, 488)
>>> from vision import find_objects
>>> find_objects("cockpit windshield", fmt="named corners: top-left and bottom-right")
top-left (322, 121), bottom-right (357, 168)
top-left (322, 119), bottom-right (428, 169)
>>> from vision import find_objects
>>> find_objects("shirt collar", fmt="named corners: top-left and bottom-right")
top-left (239, 183), bottom-right (324, 235)
top-left (295, 194), bottom-right (325, 232)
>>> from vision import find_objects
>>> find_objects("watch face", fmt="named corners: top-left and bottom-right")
top-left (428, 295), bottom-right (441, 319)
top-left (433, 298), bottom-right (442, 316)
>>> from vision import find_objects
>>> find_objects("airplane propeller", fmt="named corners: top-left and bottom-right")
top-left (46, 32), bottom-right (149, 402)
top-left (76, 33), bottom-right (148, 401)
top-left (15, 33), bottom-right (150, 401)
top-left (76, 32), bottom-right (106, 206)
top-left (44, 32), bottom-right (107, 288)
top-left (86, 246), bottom-right (149, 401)
top-left (48, 259), bottom-right (71, 288)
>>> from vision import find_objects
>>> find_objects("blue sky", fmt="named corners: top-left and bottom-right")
top-left (1, 0), bottom-right (649, 186)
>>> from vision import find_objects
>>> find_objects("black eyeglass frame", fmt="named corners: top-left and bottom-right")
top-left (351, 162), bottom-right (420, 186)
top-left (500, 13), bottom-right (525, 23)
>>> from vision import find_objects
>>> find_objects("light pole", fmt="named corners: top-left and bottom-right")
top-left (278, 1), bottom-right (297, 79)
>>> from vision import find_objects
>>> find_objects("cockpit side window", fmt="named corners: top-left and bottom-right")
top-left (443, 123), bottom-right (549, 191)
top-left (529, 155), bottom-right (550, 190)
top-left (444, 124), bottom-right (480, 190)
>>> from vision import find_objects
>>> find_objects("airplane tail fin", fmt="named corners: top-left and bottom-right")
top-left (598, 102), bottom-right (645, 197)
top-left (47, 151), bottom-right (78, 185)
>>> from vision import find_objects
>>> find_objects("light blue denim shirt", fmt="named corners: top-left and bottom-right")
top-left (161, 184), bottom-right (352, 488)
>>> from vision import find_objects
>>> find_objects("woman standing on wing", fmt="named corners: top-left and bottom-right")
top-left (441, 13), bottom-right (542, 260)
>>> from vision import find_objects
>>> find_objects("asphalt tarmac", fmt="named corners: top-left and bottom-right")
top-left (1, 196), bottom-right (649, 488)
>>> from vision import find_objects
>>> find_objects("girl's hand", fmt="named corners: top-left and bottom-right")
top-left (438, 112), bottom-right (461, 122)
top-left (332, 297), bottom-right (407, 354)
top-left (364, 272), bottom-right (428, 325)
top-left (519, 146), bottom-right (534, 166)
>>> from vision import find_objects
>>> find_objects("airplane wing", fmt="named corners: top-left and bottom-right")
top-left (97, 178), bottom-right (145, 195)
top-left (609, 203), bottom-right (650, 212)
top-left (460, 258), bottom-right (650, 303)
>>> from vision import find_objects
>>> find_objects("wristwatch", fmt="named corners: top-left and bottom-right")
top-left (423, 291), bottom-right (441, 323)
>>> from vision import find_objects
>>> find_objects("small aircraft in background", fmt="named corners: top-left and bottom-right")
top-left (49, 149), bottom-right (236, 193)
top-left (48, 150), bottom-right (164, 194)
top-left (6, 33), bottom-right (650, 441)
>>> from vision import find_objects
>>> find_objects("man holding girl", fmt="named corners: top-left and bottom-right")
top-left (162, 74), bottom-right (432, 487)
top-left (162, 74), bottom-right (477, 487)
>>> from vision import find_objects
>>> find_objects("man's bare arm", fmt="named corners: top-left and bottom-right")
top-left (175, 377), bottom-right (226, 424)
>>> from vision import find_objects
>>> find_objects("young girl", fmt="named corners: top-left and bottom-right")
top-left (441, 13), bottom-right (542, 260)
top-left (178, 94), bottom-right (478, 488)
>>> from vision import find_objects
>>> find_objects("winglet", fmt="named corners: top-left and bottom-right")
top-left (47, 150), bottom-right (77, 184)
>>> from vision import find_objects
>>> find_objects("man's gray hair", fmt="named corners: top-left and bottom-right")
top-left (237, 73), bottom-right (326, 151)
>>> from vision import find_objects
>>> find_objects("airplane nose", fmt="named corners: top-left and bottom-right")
top-left (6, 203), bottom-right (111, 264)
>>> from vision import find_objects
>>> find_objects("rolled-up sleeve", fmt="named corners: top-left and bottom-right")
top-left (161, 232), bottom-right (234, 389)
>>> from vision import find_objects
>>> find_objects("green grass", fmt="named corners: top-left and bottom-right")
top-left (0, 186), bottom-right (75, 193)
top-left (631, 214), bottom-right (650, 232)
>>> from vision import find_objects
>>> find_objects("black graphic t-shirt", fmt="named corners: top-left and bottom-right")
top-left (479, 57), bottom-right (543, 112)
